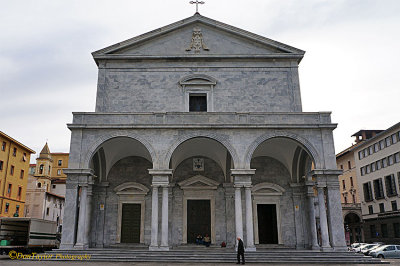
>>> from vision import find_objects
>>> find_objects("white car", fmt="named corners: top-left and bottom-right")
top-left (350, 242), bottom-right (366, 251)
top-left (354, 243), bottom-right (370, 253)
top-left (361, 244), bottom-right (380, 255)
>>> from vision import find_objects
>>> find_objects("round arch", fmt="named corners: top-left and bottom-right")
top-left (343, 211), bottom-right (362, 222)
top-left (244, 131), bottom-right (322, 169)
top-left (164, 133), bottom-right (239, 169)
top-left (83, 132), bottom-right (156, 169)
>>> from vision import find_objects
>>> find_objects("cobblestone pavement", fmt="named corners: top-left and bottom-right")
top-left (0, 257), bottom-right (400, 265)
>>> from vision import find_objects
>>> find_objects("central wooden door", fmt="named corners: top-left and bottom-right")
top-left (257, 204), bottom-right (278, 244)
top-left (187, 200), bottom-right (211, 243)
top-left (121, 203), bottom-right (141, 243)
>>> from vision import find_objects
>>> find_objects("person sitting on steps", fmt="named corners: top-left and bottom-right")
top-left (203, 234), bottom-right (211, 247)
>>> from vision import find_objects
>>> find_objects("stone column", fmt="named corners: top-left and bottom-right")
top-left (148, 169), bottom-right (172, 251)
top-left (317, 185), bottom-right (331, 250)
top-left (75, 185), bottom-right (87, 248)
top-left (325, 173), bottom-right (347, 251)
top-left (150, 185), bottom-right (159, 250)
top-left (234, 186), bottom-right (243, 242)
top-left (231, 169), bottom-right (256, 251)
top-left (290, 183), bottom-right (305, 249)
top-left (223, 183), bottom-right (235, 247)
top-left (84, 184), bottom-right (93, 247)
top-left (59, 181), bottom-right (79, 249)
top-left (305, 180), bottom-right (319, 250)
top-left (60, 169), bottom-right (95, 250)
top-left (160, 185), bottom-right (169, 250)
top-left (245, 186), bottom-right (256, 251)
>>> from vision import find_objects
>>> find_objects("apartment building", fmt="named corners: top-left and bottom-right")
top-left (354, 122), bottom-right (400, 244)
top-left (0, 131), bottom-right (35, 217)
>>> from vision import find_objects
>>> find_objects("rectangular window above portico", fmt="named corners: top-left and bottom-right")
top-left (189, 94), bottom-right (207, 112)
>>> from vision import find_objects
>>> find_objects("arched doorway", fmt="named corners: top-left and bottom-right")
top-left (344, 212), bottom-right (363, 244)
top-left (89, 137), bottom-right (153, 247)
top-left (168, 137), bottom-right (235, 246)
top-left (249, 136), bottom-right (315, 247)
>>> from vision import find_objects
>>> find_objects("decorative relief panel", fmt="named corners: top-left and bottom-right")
top-left (186, 27), bottom-right (209, 53)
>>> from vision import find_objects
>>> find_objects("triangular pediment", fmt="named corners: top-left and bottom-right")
top-left (252, 182), bottom-right (285, 196)
top-left (92, 14), bottom-right (304, 62)
top-left (178, 175), bottom-right (220, 190)
top-left (114, 182), bottom-right (149, 195)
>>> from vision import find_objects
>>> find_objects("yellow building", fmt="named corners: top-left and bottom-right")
top-left (0, 131), bottom-right (35, 217)
top-left (34, 143), bottom-right (68, 192)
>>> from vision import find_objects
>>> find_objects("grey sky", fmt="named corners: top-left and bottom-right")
top-left (1, 0), bottom-right (399, 162)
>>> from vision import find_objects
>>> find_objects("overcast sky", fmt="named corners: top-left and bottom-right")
top-left (1, 0), bottom-right (399, 162)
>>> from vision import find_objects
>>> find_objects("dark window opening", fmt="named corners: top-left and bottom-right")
top-left (379, 203), bottom-right (385, 213)
top-left (392, 200), bottom-right (398, 211)
top-left (189, 95), bottom-right (207, 112)
top-left (381, 224), bottom-right (388, 238)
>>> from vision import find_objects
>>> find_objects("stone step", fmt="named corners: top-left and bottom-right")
top-left (42, 249), bottom-right (386, 264)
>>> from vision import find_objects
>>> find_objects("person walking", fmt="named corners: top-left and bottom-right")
top-left (236, 237), bottom-right (245, 264)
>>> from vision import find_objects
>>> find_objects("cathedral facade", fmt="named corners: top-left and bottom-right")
top-left (60, 14), bottom-right (346, 251)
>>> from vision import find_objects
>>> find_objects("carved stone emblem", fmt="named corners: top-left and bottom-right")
top-left (186, 27), bottom-right (209, 53)
top-left (193, 158), bottom-right (204, 171)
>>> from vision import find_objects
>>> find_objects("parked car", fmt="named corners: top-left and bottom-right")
top-left (370, 245), bottom-right (400, 259)
top-left (354, 243), bottom-right (370, 253)
top-left (350, 242), bottom-right (366, 251)
top-left (362, 244), bottom-right (381, 256)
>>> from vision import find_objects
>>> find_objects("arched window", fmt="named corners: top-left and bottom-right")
top-left (39, 164), bottom-right (44, 174)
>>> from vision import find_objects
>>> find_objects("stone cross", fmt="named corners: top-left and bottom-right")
top-left (189, 0), bottom-right (205, 13)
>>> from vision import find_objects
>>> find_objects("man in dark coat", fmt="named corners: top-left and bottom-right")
top-left (237, 237), bottom-right (245, 264)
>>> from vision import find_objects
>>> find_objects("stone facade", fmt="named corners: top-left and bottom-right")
top-left (60, 13), bottom-right (347, 251)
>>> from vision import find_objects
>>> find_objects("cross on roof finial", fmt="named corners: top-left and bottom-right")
top-left (189, 0), bottom-right (205, 14)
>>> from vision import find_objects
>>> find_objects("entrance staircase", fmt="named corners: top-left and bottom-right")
top-left (41, 246), bottom-right (387, 264)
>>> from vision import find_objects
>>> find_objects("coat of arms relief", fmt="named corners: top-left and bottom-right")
top-left (186, 27), bottom-right (209, 53)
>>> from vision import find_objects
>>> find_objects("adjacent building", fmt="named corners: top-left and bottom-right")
top-left (0, 131), bottom-right (35, 217)
top-left (354, 123), bottom-right (400, 244)
top-left (25, 143), bottom-right (67, 232)
top-left (336, 130), bottom-right (382, 244)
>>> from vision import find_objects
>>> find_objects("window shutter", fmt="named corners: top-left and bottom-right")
top-left (391, 175), bottom-right (397, 195)
top-left (368, 182), bottom-right (373, 201)
top-left (386, 176), bottom-right (392, 196)
top-left (379, 179), bottom-right (384, 198)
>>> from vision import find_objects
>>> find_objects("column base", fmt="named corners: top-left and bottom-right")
top-left (149, 245), bottom-right (169, 251)
top-left (59, 243), bottom-right (74, 250)
top-left (149, 245), bottom-right (159, 251)
top-left (332, 246), bottom-right (348, 252)
top-left (74, 243), bottom-right (89, 249)
top-left (320, 246), bottom-right (333, 252)
top-left (245, 246), bottom-right (256, 252)
top-left (311, 245), bottom-right (320, 250)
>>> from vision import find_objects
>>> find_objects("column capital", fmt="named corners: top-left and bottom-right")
top-left (231, 169), bottom-right (256, 176)
top-left (232, 169), bottom-right (255, 187)
top-left (64, 168), bottom-right (96, 185)
top-left (149, 169), bottom-right (172, 187)
top-left (148, 169), bottom-right (173, 176)
top-left (310, 169), bottom-right (343, 177)
top-left (316, 181), bottom-right (327, 189)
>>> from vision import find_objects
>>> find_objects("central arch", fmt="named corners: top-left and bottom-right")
top-left (164, 133), bottom-right (239, 169)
